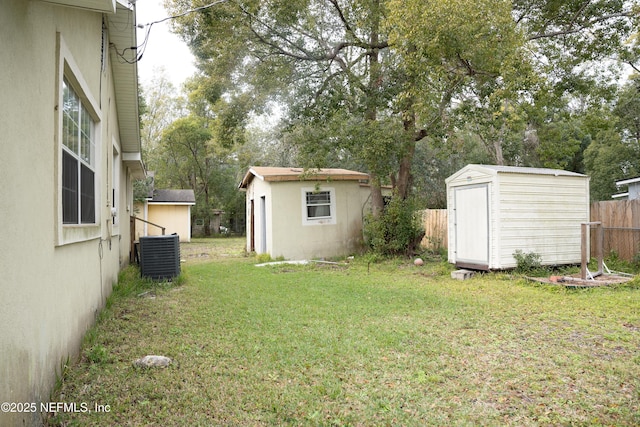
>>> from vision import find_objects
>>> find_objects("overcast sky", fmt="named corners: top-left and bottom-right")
top-left (135, 0), bottom-right (196, 88)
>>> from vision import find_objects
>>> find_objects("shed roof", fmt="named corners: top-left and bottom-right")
top-left (446, 164), bottom-right (587, 184)
top-left (474, 164), bottom-right (586, 177)
top-left (150, 189), bottom-right (196, 205)
top-left (239, 167), bottom-right (370, 189)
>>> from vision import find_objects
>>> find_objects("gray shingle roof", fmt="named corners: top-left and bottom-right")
top-left (150, 189), bottom-right (196, 204)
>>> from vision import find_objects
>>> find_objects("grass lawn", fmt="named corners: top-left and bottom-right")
top-left (48, 238), bottom-right (640, 426)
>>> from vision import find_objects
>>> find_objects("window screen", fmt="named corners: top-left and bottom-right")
top-left (306, 191), bottom-right (331, 218)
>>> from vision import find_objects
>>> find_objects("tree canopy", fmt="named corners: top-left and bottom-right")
top-left (155, 0), bottom-right (639, 212)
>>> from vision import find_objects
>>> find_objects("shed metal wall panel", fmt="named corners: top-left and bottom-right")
top-left (447, 165), bottom-right (589, 270)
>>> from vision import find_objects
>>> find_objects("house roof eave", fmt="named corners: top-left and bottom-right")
top-left (615, 176), bottom-right (640, 186)
top-left (123, 152), bottom-right (145, 180)
top-left (107, 2), bottom-right (142, 157)
top-left (39, 0), bottom-right (117, 13)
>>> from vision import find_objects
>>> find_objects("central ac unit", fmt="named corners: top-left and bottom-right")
top-left (139, 234), bottom-right (180, 280)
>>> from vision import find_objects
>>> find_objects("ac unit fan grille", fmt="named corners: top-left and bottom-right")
top-left (139, 235), bottom-right (180, 280)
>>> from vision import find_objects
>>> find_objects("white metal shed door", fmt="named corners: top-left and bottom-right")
top-left (454, 184), bottom-right (489, 267)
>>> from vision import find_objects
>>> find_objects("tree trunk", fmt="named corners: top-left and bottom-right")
top-left (369, 173), bottom-right (385, 218)
top-left (396, 148), bottom-right (415, 200)
top-left (366, 0), bottom-right (385, 215)
top-left (203, 186), bottom-right (211, 236)
top-left (396, 108), bottom-right (420, 200)
top-left (494, 137), bottom-right (505, 166)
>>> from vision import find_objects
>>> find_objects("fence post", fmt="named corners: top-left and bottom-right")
top-left (581, 222), bottom-right (603, 280)
top-left (596, 223), bottom-right (604, 274)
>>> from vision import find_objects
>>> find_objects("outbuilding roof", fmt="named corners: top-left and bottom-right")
top-left (150, 189), bottom-right (196, 205)
top-left (239, 167), bottom-right (370, 189)
top-left (474, 164), bottom-right (587, 177)
top-left (446, 164), bottom-right (587, 184)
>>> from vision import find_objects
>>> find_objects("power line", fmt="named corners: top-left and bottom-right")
top-left (139, 0), bottom-right (229, 27)
top-left (114, 0), bottom-right (230, 64)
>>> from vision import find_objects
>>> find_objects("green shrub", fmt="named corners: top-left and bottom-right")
top-left (364, 196), bottom-right (425, 256)
top-left (602, 250), bottom-right (640, 275)
top-left (513, 250), bottom-right (543, 274)
top-left (255, 253), bottom-right (273, 264)
top-left (632, 251), bottom-right (640, 272)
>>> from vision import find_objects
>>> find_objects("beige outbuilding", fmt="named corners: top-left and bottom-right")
top-left (239, 167), bottom-right (375, 260)
top-left (135, 189), bottom-right (196, 243)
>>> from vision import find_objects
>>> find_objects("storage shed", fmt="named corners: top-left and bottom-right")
top-left (446, 164), bottom-right (590, 270)
top-left (134, 187), bottom-right (196, 243)
top-left (238, 167), bottom-right (373, 260)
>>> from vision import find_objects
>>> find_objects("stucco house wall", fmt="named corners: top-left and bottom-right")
top-left (0, 2), bottom-right (143, 425)
top-left (240, 167), bottom-right (372, 260)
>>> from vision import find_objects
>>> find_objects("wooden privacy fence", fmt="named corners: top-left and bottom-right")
top-left (590, 199), bottom-right (640, 262)
top-left (421, 209), bottom-right (448, 251)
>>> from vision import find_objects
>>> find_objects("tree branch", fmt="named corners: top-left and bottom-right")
top-left (327, 0), bottom-right (364, 46)
top-left (237, 0), bottom-right (388, 64)
top-left (528, 11), bottom-right (634, 41)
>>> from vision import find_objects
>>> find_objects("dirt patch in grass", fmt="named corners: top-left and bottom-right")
top-left (180, 237), bottom-right (247, 262)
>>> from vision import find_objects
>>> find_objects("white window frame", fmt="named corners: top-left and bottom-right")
top-left (301, 187), bottom-right (336, 226)
top-left (56, 34), bottom-right (102, 246)
top-left (61, 76), bottom-right (96, 225)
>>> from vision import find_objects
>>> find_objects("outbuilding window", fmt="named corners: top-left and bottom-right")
top-left (306, 191), bottom-right (331, 218)
top-left (302, 187), bottom-right (336, 225)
